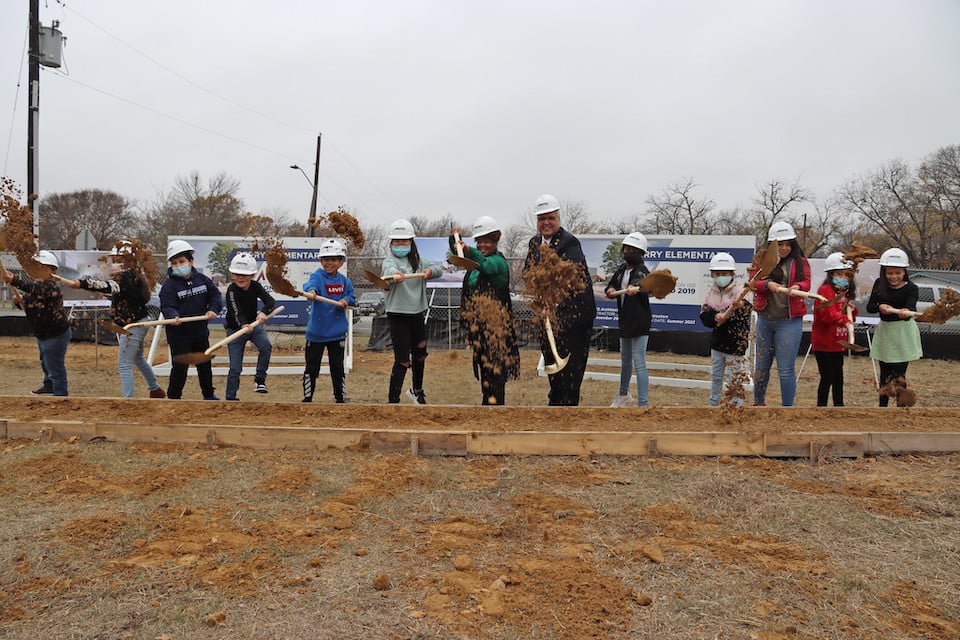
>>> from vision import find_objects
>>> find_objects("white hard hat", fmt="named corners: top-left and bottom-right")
top-left (709, 252), bottom-right (736, 271)
top-left (387, 219), bottom-right (415, 240)
top-left (167, 239), bottom-right (195, 260)
top-left (767, 220), bottom-right (797, 242)
top-left (109, 240), bottom-right (134, 257)
top-left (622, 232), bottom-right (648, 252)
top-left (229, 252), bottom-right (258, 275)
top-left (471, 216), bottom-right (501, 238)
top-left (318, 238), bottom-right (347, 258)
top-left (823, 252), bottom-right (853, 272)
top-left (879, 247), bottom-right (909, 268)
top-left (34, 250), bottom-right (59, 269)
top-left (533, 194), bottom-right (561, 216)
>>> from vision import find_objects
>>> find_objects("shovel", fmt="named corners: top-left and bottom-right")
top-left (447, 231), bottom-right (479, 271)
top-left (98, 319), bottom-right (129, 335)
top-left (717, 241), bottom-right (780, 322)
top-left (173, 305), bottom-right (285, 365)
top-left (542, 317), bottom-right (569, 374)
top-left (816, 291), bottom-right (846, 310)
top-left (123, 314), bottom-right (209, 331)
top-left (610, 270), bottom-right (678, 298)
top-left (838, 304), bottom-right (868, 352)
top-left (773, 286), bottom-right (828, 303)
top-left (363, 268), bottom-right (427, 291)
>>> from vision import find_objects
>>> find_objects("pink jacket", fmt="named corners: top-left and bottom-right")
top-left (751, 257), bottom-right (811, 318)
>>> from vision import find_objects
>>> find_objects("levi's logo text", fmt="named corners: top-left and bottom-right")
top-left (325, 283), bottom-right (344, 296)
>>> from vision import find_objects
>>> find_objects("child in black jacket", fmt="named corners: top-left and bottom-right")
top-left (223, 252), bottom-right (276, 400)
top-left (604, 232), bottom-right (652, 407)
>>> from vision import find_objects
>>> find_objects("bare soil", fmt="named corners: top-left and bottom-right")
top-left (1, 337), bottom-right (959, 639)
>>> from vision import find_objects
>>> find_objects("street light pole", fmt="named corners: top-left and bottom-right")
top-left (308, 134), bottom-right (321, 238)
top-left (28, 0), bottom-right (40, 240)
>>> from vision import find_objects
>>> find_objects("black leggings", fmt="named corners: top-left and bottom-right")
top-left (303, 339), bottom-right (346, 403)
top-left (814, 351), bottom-right (845, 407)
top-left (878, 361), bottom-right (909, 407)
top-left (387, 312), bottom-right (427, 403)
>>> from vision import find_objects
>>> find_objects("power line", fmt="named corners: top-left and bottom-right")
top-left (2, 23), bottom-right (29, 175)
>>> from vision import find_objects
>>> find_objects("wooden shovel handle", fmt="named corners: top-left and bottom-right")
top-left (124, 315), bottom-right (209, 330)
top-left (773, 286), bottom-right (827, 303)
top-left (303, 291), bottom-right (357, 310)
top-left (205, 305), bottom-right (285, 355)
top-left (383, 272), bottom-right (427, 282)
top-left (453, 231), bottom-right (466, 258)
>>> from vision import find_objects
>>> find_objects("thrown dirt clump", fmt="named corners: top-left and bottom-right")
top-left (523, 245), bottom-right (586, 327)
top-left (915, 288), bottom-right (960, 324)
top-left (880, 376), bottom-right (917, 407)
top-left (842, 242), bottom-right (879, 272)
top-left (262, 239), bottom-right (301, 297)
top-left (0, 178), bottom-right (49, 280)
top-left (326, 208), bottom-right (365, 252)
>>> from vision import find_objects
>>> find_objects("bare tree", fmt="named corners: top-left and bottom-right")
top-left (837, 155), bottom-right (959, 268)
top-left (803, 195), bottom-right (859, 257)
top-left (136, 172), bottom-right (245, 250)
top-left (750, 179), bottom-right (810, 237)
top-left (643, 178), bottom-right (718, 234)
top-left (38, 189), bottom-right (138, 250)
top-left (712, 206), bottom-right (755, 237)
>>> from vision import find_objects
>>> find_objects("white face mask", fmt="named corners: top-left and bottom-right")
top-left (171, 264), bottom-right (192, 278)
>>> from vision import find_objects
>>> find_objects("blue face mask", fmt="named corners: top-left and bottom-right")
top-left (171, 264), bottom-right (192, 279)
top-left (832, 277), bottom-right (849, 289)
top-left (713, 275), bottom-right (733, 288)
top-left (391, 245), bottom-right (411, 258)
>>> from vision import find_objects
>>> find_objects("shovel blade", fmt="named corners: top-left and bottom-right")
top-left (363, 268), bottom-right (390, 290)
top-left (98, 320), bottom-right (129, 335)
top-left (173, 352), bottom-right (215, 365)
top-left (755, 240), bottom-right (780, 278)
top-left (448, 255), bottom-right (479, 271)
top-left (837, 340), bottom-right (868, 353)
top-left (543, 355), bottom-right (570, 375)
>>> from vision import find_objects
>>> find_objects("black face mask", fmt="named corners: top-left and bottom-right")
top-left (624, 253), bottom-right (643, 267)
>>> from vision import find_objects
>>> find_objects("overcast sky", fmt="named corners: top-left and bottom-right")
top-left (2, 0), bottom-right (958, 230)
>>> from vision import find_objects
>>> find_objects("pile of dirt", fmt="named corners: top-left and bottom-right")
top-left (0, 178), bottom-right (48, 281)
top-left (460, 292), bottom-right (520, 383)
top-left (639, 269), bottom-right (677, 299)
top-left (915, 287), bottom-right (960, 324)
top-left (325, 208), bottom-right (365, 252)
top-left (262, 240), bottom-right (301, 297)
top-left (842, 242), bottom-right (879, 271)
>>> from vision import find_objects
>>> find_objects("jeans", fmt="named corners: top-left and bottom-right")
top-left (753, 315), bottom-right (803, 406)
top-left (619, 335), bottom-right (649, 406)
top-left (710, 349), bottom-right (747, 407)
top-left (118, 323), bottom-right (160, 398)
top-left (37, 327), bottom-right (71, 396)
top-left (226, 325), bottom-right (272, 399)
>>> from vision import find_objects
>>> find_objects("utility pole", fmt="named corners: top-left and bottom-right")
top-left (28, 0), bottom-right (40, 240)
top-left (308, 133), bottom-right (321, 237)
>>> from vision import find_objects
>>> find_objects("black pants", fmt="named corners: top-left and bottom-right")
top-left (814, 351), bottom-right (845, 406)
top-left (878, 361), bottom-right (909, 407)
top-left (479, 361), bottom-right (507, 406)
top-left (542, 320), bottom-right (591, 406)
top-left (168, 338), bottom-right (215, 399)
top-left (303, 339), bottom-right (347, 403)
top-left (387, 312), bottom-right (427, 403)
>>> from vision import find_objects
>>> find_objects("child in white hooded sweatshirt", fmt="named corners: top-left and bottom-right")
top-left (699, 252), bottom-right (752, 406)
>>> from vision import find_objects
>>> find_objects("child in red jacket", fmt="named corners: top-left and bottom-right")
top-left (811, 252), bottom-right (857, 406)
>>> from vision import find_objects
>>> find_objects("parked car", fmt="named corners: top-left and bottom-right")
top-left (358, 291), bottom-right (386, 316)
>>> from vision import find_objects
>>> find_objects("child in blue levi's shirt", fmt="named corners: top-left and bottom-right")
top-left (301, 239), bottom-right (356, 403)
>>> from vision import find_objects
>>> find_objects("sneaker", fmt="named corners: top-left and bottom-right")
top-left (406, 388), bottom-right (427, 405)
top-left (226, 397), bottom-right (239, 402)
top-left (30, 386), bottom-right (54, 396)
top-left (610, 393), bottom-right (634, 408)
top-left (204, 395), bottom-right (220, 401)
top-left (254, 382), bottom-right (268, 394)
top-left (301, 396), bottom-right (313, 403)
top-left (149, 388), bottom-right (166, 399)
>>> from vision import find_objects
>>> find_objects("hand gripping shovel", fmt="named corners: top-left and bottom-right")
top-left (837, 303), bottom-right (868, 352)
top-left (123, 314), bottom-right (209, 331)
top-left (447, 231), bottom-right (479, 271)
top-left (816, 291), bottom-right (846, 311)
top-left (173, 305), bottom-right (285, 365)
top-left (363, 268), bottom-right (427, 291)
top-left (542, 317), bottom-right (569, 374)
top-left (773, 286), bottom-right (828, 303)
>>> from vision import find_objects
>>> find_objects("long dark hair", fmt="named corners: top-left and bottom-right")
top-left (768, 239), bottom-right (805, 284)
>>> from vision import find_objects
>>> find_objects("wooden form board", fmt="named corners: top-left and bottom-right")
top-left (3, 418), bottom-right (960, 458)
